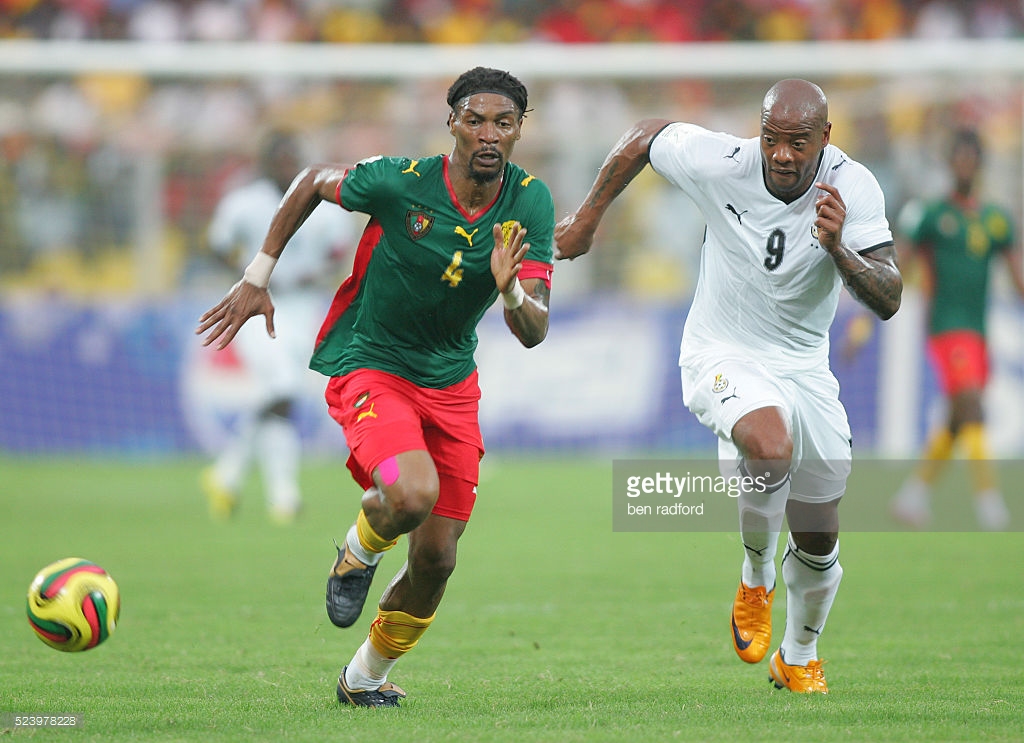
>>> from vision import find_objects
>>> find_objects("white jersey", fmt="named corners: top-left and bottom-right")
top-left (649, 122), bottom-right (892, 372)
top-left (208, 177), bottom-right (356, 293)
top-left (207, 175), bottom-right (357, 404)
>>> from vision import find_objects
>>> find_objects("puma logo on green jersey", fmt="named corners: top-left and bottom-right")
top-left (454, 225), bottom-right (478, 246)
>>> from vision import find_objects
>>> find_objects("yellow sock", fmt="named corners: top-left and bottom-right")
top-left (917, 428), bottom-right (954, 485)
top-left (959, 422), bottom-right (998, 494)
top-left (368, 609), bottom-right (435, 659)
top-left (356, 510), bottom-right (398, 554)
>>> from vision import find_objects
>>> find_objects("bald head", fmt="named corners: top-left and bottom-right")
top-left (758, 79), bottom-right (831, 202)
top-left (761, 79), bottom-right (829, 131)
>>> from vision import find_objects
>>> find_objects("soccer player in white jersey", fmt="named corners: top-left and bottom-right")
top-left (555, 79), bottom-right (902, 693)
top-left (202, 131), bottom-right (357, 524)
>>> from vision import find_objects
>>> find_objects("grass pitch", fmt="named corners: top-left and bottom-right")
top-left (1, 455), bottom-right (1022, 742)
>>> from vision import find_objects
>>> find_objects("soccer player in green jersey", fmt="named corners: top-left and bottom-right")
top-left (891, 128), bottom-right (1024, 530)
top-left (197, 67), bottom-right (555, 706)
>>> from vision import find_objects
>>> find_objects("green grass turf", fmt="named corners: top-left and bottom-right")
top-left (1, 455), bottom-right (1022, 742)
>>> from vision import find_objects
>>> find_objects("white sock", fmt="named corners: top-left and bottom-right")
top-left (974, 489), bottom-right (1010, 531)
top-left (345, 638), bottom-right (398, 690)
top-left (738, 471), bottom-right (790, 590)
top-left (213, 414), bottom-right (258, 491)
top-left (780, 534), bottom-right (842, 665)
top-left (742, 535), bottom-right (780, 590)
top-left (258, 416), bottom-right (301, 511)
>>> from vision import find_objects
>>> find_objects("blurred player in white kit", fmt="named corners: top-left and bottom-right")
top-left (201, 130), bottom-right (358, 523)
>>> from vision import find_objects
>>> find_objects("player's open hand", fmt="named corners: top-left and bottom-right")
top-left (553, 213), bottom-right (596, 261)
top-left (814, 182), bottom-right (846, 252)
top-left (490, 222), bottom-right (529, 293)
top-left (196, 280), bottom-right (276, 349)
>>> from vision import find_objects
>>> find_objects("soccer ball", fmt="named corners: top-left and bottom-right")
top-left (26, 558), bottom-right (120, 652)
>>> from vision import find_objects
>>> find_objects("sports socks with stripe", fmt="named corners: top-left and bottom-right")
top-left (345, 609), bottom-right (435, 690)
top-left (915, 421), bottom-right (1000, 498)
top-left (738, 466), bottom-right (791, 590)
top-left (917, 426), bottom-right (954, 485)
top-left (344, 498), bottom-right (398, 567)
top-left (960, 422), bottom-right (998, 494)
top-left (780, 534), bottom-right (842, 666)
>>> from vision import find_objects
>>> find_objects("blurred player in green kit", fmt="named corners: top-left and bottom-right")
top-left (891, 128), bottom-right (1024, 530)
top-left (197, 67), bottom-right (555, 706)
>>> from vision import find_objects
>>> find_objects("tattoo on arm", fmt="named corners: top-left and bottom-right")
top-left (588, 157), bottom-right (652, 213)
top-left (832, 245), bottom-right (902, 320)
top-left (581, 121), bottom-right (666, 216)
top-left (589, 162), bottom-right (634, 209)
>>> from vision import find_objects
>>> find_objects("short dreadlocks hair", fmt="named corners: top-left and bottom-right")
top-left (446, 67), bottom-right (529, 119)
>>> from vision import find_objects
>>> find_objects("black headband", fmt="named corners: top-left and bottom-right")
top-left (446, 72), bottom-right (528, 116)
top-left (452, 92), bottom-right (527, 117)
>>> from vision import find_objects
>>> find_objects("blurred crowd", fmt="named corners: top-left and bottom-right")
top-left (1, 0), bottom-right (1023, 43)
top-left (0, 1), bottom-right (1022, 299)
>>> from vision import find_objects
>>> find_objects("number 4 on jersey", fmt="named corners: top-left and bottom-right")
top-left (441, 250), bottom-right (464, 287)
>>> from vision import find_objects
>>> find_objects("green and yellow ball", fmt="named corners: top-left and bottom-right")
top-left (27, 558), bottom-right (120, 652)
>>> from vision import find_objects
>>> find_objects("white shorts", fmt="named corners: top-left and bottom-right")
top-left (680, 349), bottom-right (852, 503)
top-left (234, 290), bottom-right (326, 406)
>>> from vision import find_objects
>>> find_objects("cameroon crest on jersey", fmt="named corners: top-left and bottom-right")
top-left (406, 210), bottom-right (434, 240)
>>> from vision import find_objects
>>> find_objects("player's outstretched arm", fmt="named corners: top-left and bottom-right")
top-left (195, 164), bottom-right (350, 349)
top-left (490, 222), bottom-right (549, 348)
top-left (259, 164), bottom-right (350, 263)
top-left (554, 118), bottom-right (672, 261)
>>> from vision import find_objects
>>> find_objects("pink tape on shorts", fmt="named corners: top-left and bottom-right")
top-left (378, 456), bottom-right (400, 486)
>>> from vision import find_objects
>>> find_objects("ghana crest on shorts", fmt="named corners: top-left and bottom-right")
top-left (310, 154), bottom-right (555, 389)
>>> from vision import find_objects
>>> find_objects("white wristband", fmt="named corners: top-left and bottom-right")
top-left (242, 252), bottom-right (278, 289)
top-left (501, 280), bottom-right (526, 310)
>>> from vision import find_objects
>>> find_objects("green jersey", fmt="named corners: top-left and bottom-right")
top-left (899, 197), bottom-right (1014, 336)
top-left (310, 154), bottom-right (555, 388)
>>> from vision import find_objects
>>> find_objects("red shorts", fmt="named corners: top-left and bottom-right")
top-left (325, 368), bottom-right (484, 521)
top-left (927, 330), bottom-right (989, 396)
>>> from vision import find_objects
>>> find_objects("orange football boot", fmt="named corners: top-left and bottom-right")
top-left (768, 648), bottom-right (828, 694)
top-left (730, 582), bottom-right (774, 663)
